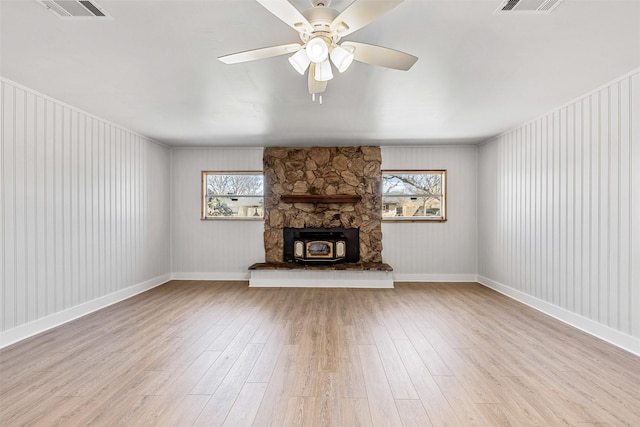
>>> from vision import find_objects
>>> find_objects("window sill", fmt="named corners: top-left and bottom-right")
top-left (383, 218), bottom-right (447, 223)
top-left (201, 217), bottom-right (264, 221)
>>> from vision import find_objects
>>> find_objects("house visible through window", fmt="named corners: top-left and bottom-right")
top-left (382, 170), bottom-right (446, 221)
top-left (202, 172), bottom-right (264, 219)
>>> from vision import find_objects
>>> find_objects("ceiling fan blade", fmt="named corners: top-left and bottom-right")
top-left (330, 0), bottom-right (404, 37)
top-left (308, 64), bottom-right (327, 94)
top-left (341, 41), bottom-right (417, 70)
top-left (255, 0), bottom-right (314, 34)
top-left (218, 43), bottom-right (302, 64)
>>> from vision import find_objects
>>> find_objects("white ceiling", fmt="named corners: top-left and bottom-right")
top-left (1, 0), bottom-right (639, 147)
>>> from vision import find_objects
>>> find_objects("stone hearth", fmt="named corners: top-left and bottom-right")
top-left (248, 262), bottom-right (393, 288)
top-left (249, 262), bottom-right (393, 271)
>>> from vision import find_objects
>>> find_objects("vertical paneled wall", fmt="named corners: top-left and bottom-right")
top-left (1, 78), bottom-right (171, 337)
top-left (171, 148), bottom-right (264, 278)
top-left (478, 71), bottom-right (640, 344)
top-left (171, 146), bottom-right (478, 280)
top-left (381, 146), bottom-right (478, 280)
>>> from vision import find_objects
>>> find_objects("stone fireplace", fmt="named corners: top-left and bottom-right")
top-left (262, 146), bottom-right (384, 264)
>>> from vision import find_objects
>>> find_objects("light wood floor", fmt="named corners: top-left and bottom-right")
top-left (1, 281), bottom-right (639, 426)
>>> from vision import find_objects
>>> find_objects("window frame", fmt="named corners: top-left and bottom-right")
top-left (201, 171), bottom-right (264, 220)
top-left (381, 170), bottom-right (447, 222)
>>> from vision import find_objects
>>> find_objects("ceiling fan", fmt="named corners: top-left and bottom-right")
top-left (218, 0), bottom-right (418, 103)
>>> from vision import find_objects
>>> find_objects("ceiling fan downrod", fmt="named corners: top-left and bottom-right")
top-left (310, 0), bottom-right (331, 7)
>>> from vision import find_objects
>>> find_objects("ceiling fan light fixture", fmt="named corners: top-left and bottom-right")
top-left (288, 49), bottom-right (311, 74)
top-left (315, 59), bottom-right (334, 81)
top-left (306, 37), bottom-right (329, 63)
top-left (329, 44), bottom-right (354, 73)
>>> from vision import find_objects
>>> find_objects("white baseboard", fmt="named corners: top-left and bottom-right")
top-left (477, 275), bottom-right (640, 357)
top-left (171, 272), bottom-right (250, 281)
top-left (393, 273), bottom-right (478, 282)
top-left (0, 274), bottom-right (171, 349)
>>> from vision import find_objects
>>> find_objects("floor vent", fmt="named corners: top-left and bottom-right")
top-left (495, 0), bottom-right (562, 14)
top-left (36, 0), bottom-right (111, 19)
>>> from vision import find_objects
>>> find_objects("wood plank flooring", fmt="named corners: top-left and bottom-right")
top-left (1, 281), bottom-right (640, 426)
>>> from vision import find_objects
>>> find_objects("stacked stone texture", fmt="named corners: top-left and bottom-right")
top-left (263, 146), bottom-right (383, 263)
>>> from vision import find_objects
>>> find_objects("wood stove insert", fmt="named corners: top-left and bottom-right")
top-left (283, 227), bottom-right (359, 264)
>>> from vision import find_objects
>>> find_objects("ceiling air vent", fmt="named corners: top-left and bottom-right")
top-left (36, 0), bottom-right (111, 19)
top-left (495, 0), bottom-right (562, 14)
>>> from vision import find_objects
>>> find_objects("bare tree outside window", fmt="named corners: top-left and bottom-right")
top-left (382, 171), bottom-right (446, 221)
top-left (202, 172), bottom-right (264, 219)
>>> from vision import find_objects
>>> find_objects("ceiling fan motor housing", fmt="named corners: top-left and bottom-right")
top-left (302, 6), bottom-right (340, 36)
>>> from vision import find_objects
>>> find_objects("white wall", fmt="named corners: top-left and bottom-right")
top-left (381, 146), bottom-right (478, 281)
top-left (0, 78), bottom-right (171, 347)
top-left (170, 148), bottom-right (265, 279)
top-left (170, 146), bottom-right (478, 281)
top-left (478, 70), bottom-right (640, 354)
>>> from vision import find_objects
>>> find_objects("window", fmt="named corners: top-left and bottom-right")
top-left (202, 172), bottom-right (264, 219)
top-left (382, 170), bottom-right (446, 221)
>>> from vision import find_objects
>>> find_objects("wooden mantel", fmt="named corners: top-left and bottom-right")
top-left (280, 194), bottom-right (362, 204)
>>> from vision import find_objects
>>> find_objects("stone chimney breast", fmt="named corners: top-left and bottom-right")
top-left (263, 146), bottom-right (383, 264)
